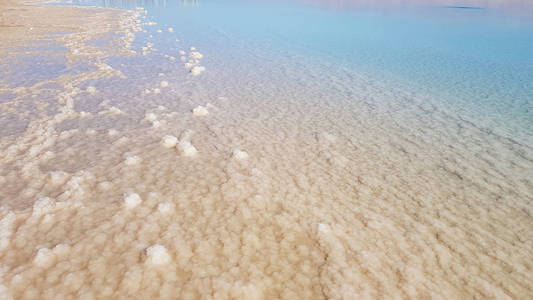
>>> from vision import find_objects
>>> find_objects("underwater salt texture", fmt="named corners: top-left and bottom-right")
top-left (1, 0), bottom-right (533, 298)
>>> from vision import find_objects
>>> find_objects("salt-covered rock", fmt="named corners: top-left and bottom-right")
top-left (33, 248), bottom-right (56, 268)
top-left (125, 155), bottom-right (142, 165)
top-left (145, 244), bottom-right (171, 265)
top-left (157, 202), bottom-right (174, 214)
top-left (232, 149), bottom-right (249, 160)
top-left (190, 66), bottom-right (205, 76)
top-left (189, 51), bottom-right (203, 59)
top-left (192, 106), bottom-right (208, 116)
top-left (161, 135), bottom-right (178, 148)
top-left (178, 140), bottom-right (197, 157)
top-left (32, 197), bottom-right (55, 216)
top-left (124, 192), bottom-right (142, 208)
top-left (145, 112), bottom-right (157, 121)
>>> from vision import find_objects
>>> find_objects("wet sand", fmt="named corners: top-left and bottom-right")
top-left (1, 0), bottom-right (533, 299)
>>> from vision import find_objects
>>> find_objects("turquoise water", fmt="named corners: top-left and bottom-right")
top-left (65, 0), bottom-right (533, 140)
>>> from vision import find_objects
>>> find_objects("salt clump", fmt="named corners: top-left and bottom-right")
top-left (86, 86), bottom-right (97, 94)
top-left (33, 248), bottom-right (56, 268)
top-left (161, 135), bottom-right (178, 148)
top-left (32, 197), bottom-right (55, 216)
top-left (189, 51), bottom-right (203, 59)
top-left (152, 120), bottom-right (162, 128)
top-left (153, 88), bottom-right (161, 94)
top-left (190, 46), bottom-right (196, 51)
top-left (178, 50), bottom-right (186, 55)
top-left (125, 155), bottom-right (142, 165)
top-left (49, 171), bottom-right (69, 185)
top-left (157, 29), bottom-right (162, 33)
top-left (145, 244), bottom-right (171, 265)
top-left (145, 112), bottom-right (157, 121)
top-left (168, 27), bottom-right (174, 32)
top-left (157, 202), bottom-right (174, 213)
top-left (178, 140), bottom-right (197, 157)
top-left (232, 149), bottom-right (249, 160)
top-left (190, 66), bottom-right (205, 76)
top-left (124, 192), bottom-right (142, 208)
top-left (192, 105), bottom-right (208, 116)
top-left (160, 81), bottom-right (168, 87)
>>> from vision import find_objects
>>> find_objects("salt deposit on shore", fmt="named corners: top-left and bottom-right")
top-left (0, 0), bottom-right (532, 299)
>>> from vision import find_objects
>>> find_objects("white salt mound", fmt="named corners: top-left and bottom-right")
top-left (178, 140), bottom-right (197, 157)
top-left (190, 46), bottom-right (196, 51)
top-left (33, 248), bottom-right (55, 268)
top-left (86, 86), bottom-right (97, 94)
top-left (178, 50), bottom-right (186, 55)
top-left (32, 197), bottom-right (55, 216)
top-left (125, 155), bottom-right (142, 165)
top-left (152, 120), bottom-right (162, 128)
top-left (153, 88), bottom-right (161, 94)
top-left (167, 27), bottom-right (174, 32)
top-left (161, 135), bottom-right (178, 148)
top-left (192, 106), bottom-right (209, 116)
top-left (157, 29), bottom-right (162, 33)
top-left (160, 81), bottom-right (168, 87)
top-left (124, 192), bottom-right (142, 208)
top-left (145, 112), bottom-right (157, 121)
top-left (145, 244), bottom-right (171, 265)
top-left (189, 51), bottom-right (203, 59)
top-left (157, 202), bottom-right (174, 213)
top-left (190, 66), bottom-right (205, 76)
top-left (232, 149), bottom-right (249, 160)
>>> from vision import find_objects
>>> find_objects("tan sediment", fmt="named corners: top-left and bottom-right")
top-left (0, 1), bottom-right (533, 299)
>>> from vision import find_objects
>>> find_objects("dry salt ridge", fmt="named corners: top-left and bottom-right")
top-left (1, 1), bottom-right (533, 300)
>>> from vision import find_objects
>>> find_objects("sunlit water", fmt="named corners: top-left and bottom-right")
top-left (1, 0), bottom-right (532, 298)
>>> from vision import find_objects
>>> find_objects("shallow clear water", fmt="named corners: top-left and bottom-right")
top-left (1, 0), bottom-right (533, 298)
top-left (65, 0), bottom-right (533, 139)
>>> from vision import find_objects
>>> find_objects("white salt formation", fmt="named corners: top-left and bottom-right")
top-left (157, 202), bottom-right (174, 214)
top-left (32, 197), bottom-right (55, 216)
top-left (145, 245), bottom-right (171, 265)
top-left (161, 135), bottom-right (178, 148)
top-left (160, 81), bottom-right (168, 87)
top-left (124, 155), bottom-right (142, 165)
top-left (157, 29), bottom-right (162, 33)
top-left (153, 88), bottom-right (161, 94)
top-left (123, 192), bottom-right (141, 208)
top-left (232, 149), bottom-right (249, 160)
top-left (178, 50), bottom-right (186, 55)
top-left (144, 112), bottom-right (157, 121)
top-left (190, 66), bottom-right (205, 76)
top-left (189, 51), bottom-right (203, 59)
top-left (167, 27), bottom-right (174, 32)
top-left (177, 140), bottom-right (197, 157)
top-left (86, 86), bottom-right (97, 94)
top-left (33, 248), bottom-right (55, 268)
top-left (192, 105), bottom-right (209, 116)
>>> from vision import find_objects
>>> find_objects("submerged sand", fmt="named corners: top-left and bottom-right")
top-left (0, 1), bottom-right (532, 299)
